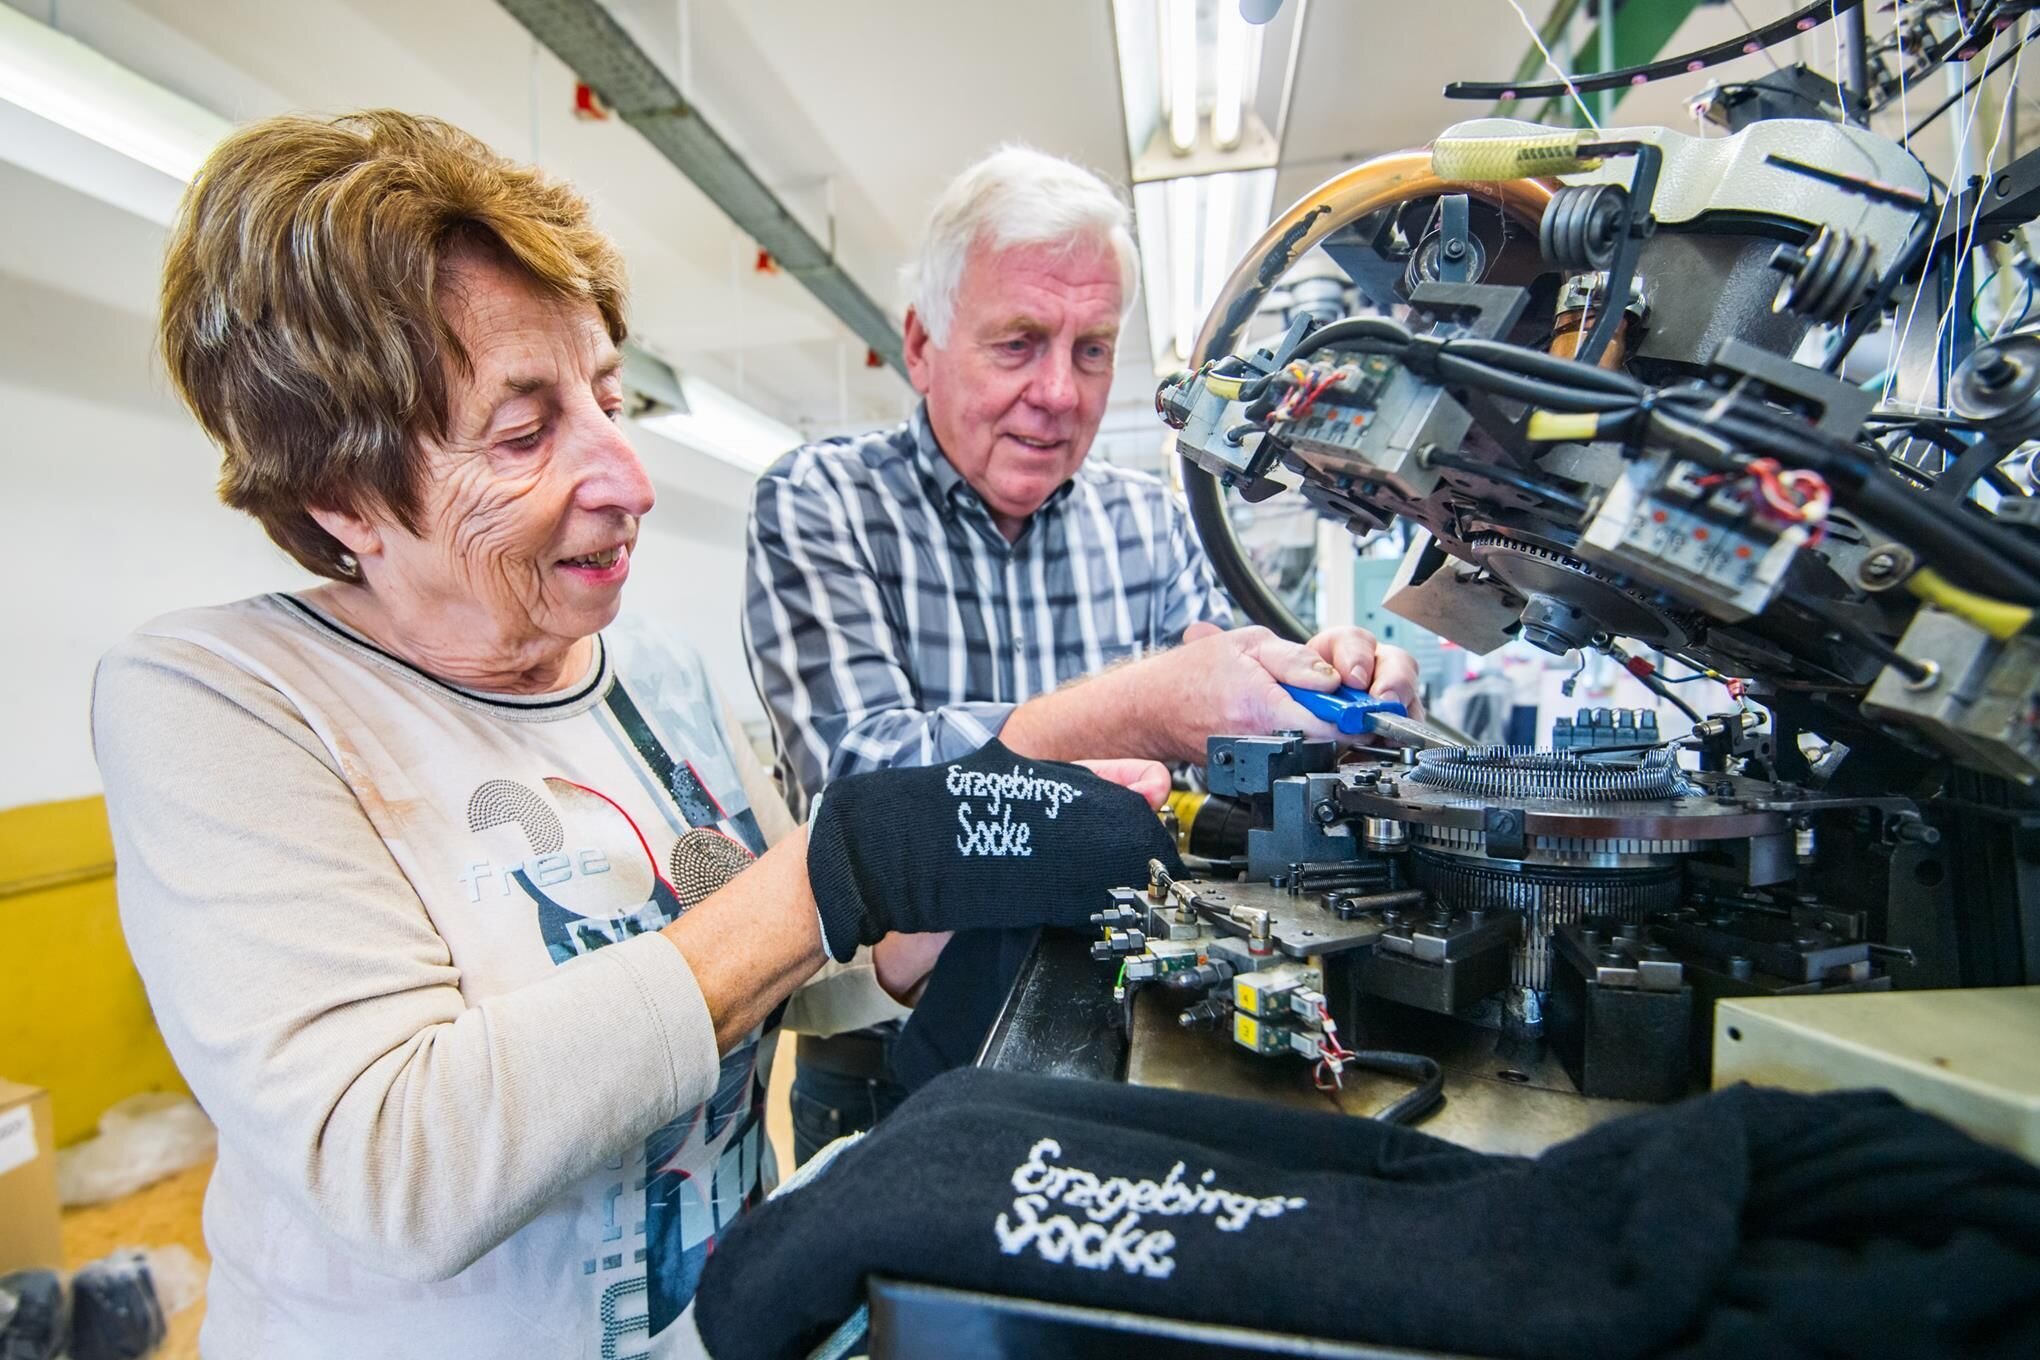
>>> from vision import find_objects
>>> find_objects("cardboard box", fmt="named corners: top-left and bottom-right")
top-left (0, 1077), bottom-right (62, 1273)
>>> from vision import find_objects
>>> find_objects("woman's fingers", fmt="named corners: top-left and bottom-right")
top-left (1074, 757), bottom-right (1173, 810)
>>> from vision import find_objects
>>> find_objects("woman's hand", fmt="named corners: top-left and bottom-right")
top-left (852, 755), bottom-right (1169, 1008)
top-left (1073, 757), bottom-right (1172, 810)
top-left (872, 931), bottom-right (951, 1005)
top-left (806, 740), bottom-right (1184, 963)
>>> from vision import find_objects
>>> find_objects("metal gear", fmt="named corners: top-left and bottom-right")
top-left (1470, 535), bottom-right (1697, 652)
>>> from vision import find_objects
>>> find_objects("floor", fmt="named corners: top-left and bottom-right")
top-left (60, 1157), bottom-right (210, 1360)
top-left (52, 1032), bottom-right (799, 1359)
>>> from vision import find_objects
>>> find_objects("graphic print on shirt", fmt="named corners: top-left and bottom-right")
top-left (458, 686), bottom-right (771, 1355)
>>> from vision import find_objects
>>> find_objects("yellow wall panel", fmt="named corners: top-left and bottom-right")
top-left (0, 796), bottom-right (188, 1146)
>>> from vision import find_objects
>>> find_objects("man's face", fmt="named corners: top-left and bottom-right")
top-left (905, 236), bottom-right (1122, 539)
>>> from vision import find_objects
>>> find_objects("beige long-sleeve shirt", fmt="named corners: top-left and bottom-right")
top-left (91, 594), bottom-right (904, 1358)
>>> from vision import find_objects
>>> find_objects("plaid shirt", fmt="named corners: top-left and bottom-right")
top-left (744, 404), bottom-right (1231, 813)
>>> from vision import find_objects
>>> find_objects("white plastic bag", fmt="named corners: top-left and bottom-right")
top-left (55, 1095), bottom-right (215, 1207)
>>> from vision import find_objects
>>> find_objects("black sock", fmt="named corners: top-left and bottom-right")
top-left (695, 1071), bottom-right (2040, 1360)
top-left (806, 740), bottom-right (1181, 963)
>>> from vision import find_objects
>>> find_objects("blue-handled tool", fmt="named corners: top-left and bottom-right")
top-left (1280, 683), bottom-right (1458, 748)
top-left (1281, 682), bottom-right (1405, 734)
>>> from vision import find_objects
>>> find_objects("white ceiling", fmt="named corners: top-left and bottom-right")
top-left (4, 0), bottom-right (2012, 443)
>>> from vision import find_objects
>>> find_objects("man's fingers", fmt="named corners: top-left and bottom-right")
top-left (1312, 626), bottom-right (1380, 688)
top-left (1074, 757), bottom-right (1174, 810)
top-left (1182, 620), bottom-right (1225, 644)
top-left (1249, 633), bottom-right (1344, 691)
top-left (1368, 645), bottom-right (1424, 717)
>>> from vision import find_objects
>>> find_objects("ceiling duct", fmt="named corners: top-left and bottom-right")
top-left (497, 0), bottom-right (904, 374)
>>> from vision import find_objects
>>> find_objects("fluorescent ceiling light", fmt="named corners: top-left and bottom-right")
top-left (1212, 1), bottom-right (1263, 151)
top-left (1136, 168), bottom-right (1278, 372)
top-left (1163, 0), bottom-right (1197, 155)
top-left (1114, 0), bottom-right (1302, 179)
top-left (635, 374), bottom-right (800, 477)
top-left (0, 5), bottom-right (227, 185)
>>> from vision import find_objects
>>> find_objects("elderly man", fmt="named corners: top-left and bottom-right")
top-left (744, 146), bottom-right (1419, 1159)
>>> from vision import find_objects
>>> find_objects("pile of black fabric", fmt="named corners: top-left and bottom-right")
top-left (696, 1068), bottom-right (2040, 1359)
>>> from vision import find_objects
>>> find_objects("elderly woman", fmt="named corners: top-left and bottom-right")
top-left (92, 111), bottom-right (1177, 1358)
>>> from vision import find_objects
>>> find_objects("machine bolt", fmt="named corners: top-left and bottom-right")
top-left (1314, 799), bottom-right (1339, 826)
top-left (1727, 955), bottom-right (1755, 981)
top-left (1857, 545), bottom-right (1915, 589)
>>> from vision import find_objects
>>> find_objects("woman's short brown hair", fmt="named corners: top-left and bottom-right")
top-left (160, 110), bottom-right (628, 580)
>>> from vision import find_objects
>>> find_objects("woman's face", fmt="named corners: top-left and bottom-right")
top-left (338, 250), bottom-right (655, 680)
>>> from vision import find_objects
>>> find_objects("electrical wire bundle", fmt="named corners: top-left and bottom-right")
top-left (1691, 458), bottom-right (1835, 544)
top-left (1239, 311), bottom-right (2040, 610)
top-left (1265, 360), bottom-right (1360, 425)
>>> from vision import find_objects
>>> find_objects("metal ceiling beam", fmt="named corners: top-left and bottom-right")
top-left (497, 0), bottom-right (905, 375)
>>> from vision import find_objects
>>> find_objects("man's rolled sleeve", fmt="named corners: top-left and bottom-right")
top-left (744, 456), bottom-right (1012, 811)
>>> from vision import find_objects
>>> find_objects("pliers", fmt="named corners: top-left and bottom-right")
top-left (1279, 683), bottom-right (1460, 749)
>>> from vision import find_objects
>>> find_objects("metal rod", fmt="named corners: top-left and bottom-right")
top-left (1841, 0), bottom-right (1870, 125)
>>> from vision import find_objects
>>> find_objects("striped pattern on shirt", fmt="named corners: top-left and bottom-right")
top-left (743, 405), bottom-right (1231, 813)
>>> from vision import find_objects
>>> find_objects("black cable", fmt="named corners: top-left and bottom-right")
top-left (1827, 611), bottom-right (1934, 685)
top-left (1289, 315), bottom-right (1415, 362)
top-left (1430, 352), bottom-right (1636, 412)
top-left (1342, 1050), bottom-right (1445, 1126)
top-left (1853, 471), bottom-right (2040, 600)
top-left (1424, 448), bottom-right (1591, 515)
top-left (1438, 337), bottom-right (1646, 396)
top-left (1638, 669), bottom-right (1705, 724)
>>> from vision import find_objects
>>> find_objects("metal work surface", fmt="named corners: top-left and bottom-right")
top-left (1126, 991), bottom-right (1650, 1157)
top-left (976, 933), bottom-right (1126, 1083)
top-left (1149, 877), bottom-right (1391, 960)
top-left (868, 1278), bottom-right (1482, 1360)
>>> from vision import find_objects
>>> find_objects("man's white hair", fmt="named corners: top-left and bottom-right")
top-left (905, 145), bottom-right (1139, 347)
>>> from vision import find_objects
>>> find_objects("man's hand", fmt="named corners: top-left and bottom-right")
top-left (1000, 622), bottom-right (1425, 767)
top-left (1297, 624), bottom-right (1425, 717)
